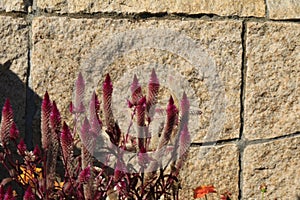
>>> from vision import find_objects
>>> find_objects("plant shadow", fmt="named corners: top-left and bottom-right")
top-left (0, 60), bottom-right (42, 151)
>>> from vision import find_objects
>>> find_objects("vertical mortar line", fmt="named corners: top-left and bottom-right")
top-left (24, 6), bottom-right (34, 150)
top-left (264, 0), bottom-right (269, 19)
top-left (238, 19), bottom-right (248, 200)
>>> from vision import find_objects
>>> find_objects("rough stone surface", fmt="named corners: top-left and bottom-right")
top-left (245, 22), bottom-right (300, 140)
top-left (36, 0), bottom-right (265, 17)
top-left (179, 144), bottom-right (239, 199)
top-left (0, 16), bottom-right (29, 136)
top-left (31, 17), bottom-right (241, 143)
top-left (243, 137), bottom-right (300, 199)
top-left (267, 0), bottom-right (300, 19)
top-left (0, 0), bottom-right (25, 12)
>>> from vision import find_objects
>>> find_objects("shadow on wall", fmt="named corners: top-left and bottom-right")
top-left (0, 60), bottom-right (41, 151)
top-left (22, 0), bottom-right (33, 12)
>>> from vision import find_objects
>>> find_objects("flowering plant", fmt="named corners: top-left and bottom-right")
top-left (0, 69), bottom-right (192, 199)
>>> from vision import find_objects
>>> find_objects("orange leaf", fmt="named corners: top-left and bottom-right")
top-left (194, 185), bottom-right (216, 198)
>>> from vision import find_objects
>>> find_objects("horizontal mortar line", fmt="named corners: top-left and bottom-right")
top-left (191, 138), bottom-right (240, 147)
top-left (0, 10), bottom-right (299, 23)
top-left (269, 18), bottom-right (300, 23)
top-left (245, 131), bottom-right (300, 146)
top-left (190, 131), bottom-right (300, 148)
top-left (0, 11), bottom-right (27, 18)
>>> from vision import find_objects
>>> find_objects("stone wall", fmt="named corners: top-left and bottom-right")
top-left (0, 0), bottom-right (299, 199)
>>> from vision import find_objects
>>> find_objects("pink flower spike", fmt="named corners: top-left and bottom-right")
top-left (50, 101), bottom-right (61, 132)
top-left (80, 117), bottom-right (91, 140)
top-left (42, 92), bottom-right (51, 110)
top-left (137, 95), bottom-right (146, 121)
top-left (157, 96), bottom-right (178, 149)
top-left (166, 96), bottom-right (178, 116)
top-left (131, 75), bottom-right (142, 105)
top-left (24, 186), bottom-right (35, 200)
top-left (9, 122), bottom-right (19, 140)
top-left (149, 68), bottom-right (159, 85)
top-left (102, 74), bottom-right (114, 131)
top-left (179, 124), bottom-right (191, 157)
top-left (0, 98), bottom-right (14, 145)
top-left (147, 69), bottom-right (160, 110)
top-left (41, 91), bottom-right (52, 149)
top-left (79, 165), bottom-right (91, 183)
top-left (74, 72), bottom-right (85, 113)
top-left (60, 122), bottom-right (73, 173)
top-left (89, 92), bottom-right (102, 134)
top-left (61, 122), bottom-right (73, 149)
top-left (17, 139), bottom-right (27, 155)
top-left (181, 92), bottom-right (190, 115)
top-left (103, 74), bottom-right (113, 95)
top-left (179, 92), bottom-right (190, 132)
top-left (131, 74), bottom-right (140, 93)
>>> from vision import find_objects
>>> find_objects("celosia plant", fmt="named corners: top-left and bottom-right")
top-left (0, 69), bottom-right (192, 199)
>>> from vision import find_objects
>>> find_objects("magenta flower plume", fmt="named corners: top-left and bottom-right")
top-left (17, 139), bottom-right (27, 155)
top-left (41, 91), bottom-right (52, 149)
top-left (131, 74), bottom-right (143, 105)
top-left (4, 186), bottom-right (15, 200)
top-left (9, 122), bottom-right (19, 141)
top-left (79, 116), bottom-right (95, 200)
top-left (178, 125), bottom-right (191, 157)
top-left (174, 125), bottom-right (191, 175)
top-left (179, 92), bottom-right (190, 131)
top-left (103, 74), bottom-right (114, 131)
top-left (74, 72), bottom-right (85, 113)
top-left (0, 98), bottom-right (14, 146)
top-left (50, 101), bottom-right (61, 135)
top-left (50, 101), bottom-right (61, 151)
top-left (157, 96), bottom-right (178, 149)
top-left (23, 186), bottom-right (35, 200)
top-left (89, 92), bottom-right (102, 135)
top-left (80, 117), bottom-right (91, 150)
top-left (146, 69), bottom-right (160, 118)
top-left (136, 96), bottom-right (146, 150)
top-left (79, 165), bottom-right (91, 183)
top-left (60, 122), bottom-right (74, 175)
top-left (137, 96), bottom-right (146, 127)
top-left (61, 122), bottom-right (73, 160)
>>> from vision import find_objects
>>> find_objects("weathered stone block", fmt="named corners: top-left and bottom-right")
top-left (245, 22), bottom-right (300, 140)
top-left (267, 0), bottom-right (300, 19)
top-left (31, 17), bottom-right (241, 143)
top-left (36, 0), bottom-right (265, 17)
top-left (243, 137), bottom-right (300, 199)
top-left (179, 144), bottom-right (239, 199)
top-left (0, 16), bottom-right (29, 136)
top-left (0, 0), bottom-right (25, 12)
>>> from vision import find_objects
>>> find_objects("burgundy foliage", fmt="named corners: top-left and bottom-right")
top-left (0, 99), bottom-right (13, 146)
top-left (0, 69), bottom-right (194, 200)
